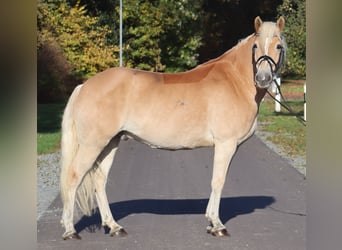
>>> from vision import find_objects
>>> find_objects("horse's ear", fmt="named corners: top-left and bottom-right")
top-left (277, 16), bottom-right (285, 32)
top-left (254, 16), bottom-right (263, 32)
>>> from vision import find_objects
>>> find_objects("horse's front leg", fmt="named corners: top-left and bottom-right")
top-left (206, 140), bottom-right (237, 237)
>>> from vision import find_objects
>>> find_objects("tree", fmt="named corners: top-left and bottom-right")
top-left (70, 0), bottom-right (203, 72)
top-left (121, 0), bottom-right (166, 71)
top-left (159, 0), bottom-right (203, 72)
top-left (121, 0), bottom-right (203, 71)
top-left (37, 0), bottom-right (119, 101)
top-left (198, 0), bottom-right (283, 63)
top-left (40, 0), bottom-right (119, 78)
top-left (37, 0), bottom-right (75, 102)
top-left (277, 0), bottom-right (306, 78)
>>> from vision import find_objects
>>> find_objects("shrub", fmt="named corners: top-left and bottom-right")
top-left (37, 0), bottom-right (119, 101)
top-left (278, 0), bottom-right (306, 78)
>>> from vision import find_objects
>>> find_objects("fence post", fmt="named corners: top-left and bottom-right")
top-left (119, 0), bottom-right (123, 67)
top-left (304, 82), bottom-right (306, 121)
top-left (274, 77), bottom-right (281, 112)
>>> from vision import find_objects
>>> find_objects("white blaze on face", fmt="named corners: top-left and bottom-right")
top-left (264, 37), bottom-right (271, 55)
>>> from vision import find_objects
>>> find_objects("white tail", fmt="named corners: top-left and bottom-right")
top-left (60, 84), bottom-right (96, 216)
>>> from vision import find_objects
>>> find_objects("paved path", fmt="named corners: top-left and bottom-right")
top-left (37, 135), bottom-right (306, 250)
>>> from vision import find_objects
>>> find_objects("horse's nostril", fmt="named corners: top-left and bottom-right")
top-left (255, 72), bottom-right (272, 88)
top-left (256, 73), bottom-right (271, 82)
top-left (256, 73), bottom-right (266, 82)
top-left (265, 74), bottom-right (271, 82)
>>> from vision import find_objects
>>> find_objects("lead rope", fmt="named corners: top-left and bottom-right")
top-left (266, 79), bottom-right (306, 126)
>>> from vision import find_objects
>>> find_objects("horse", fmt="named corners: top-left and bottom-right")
top-left (60, 16), bottom-right (286, 240)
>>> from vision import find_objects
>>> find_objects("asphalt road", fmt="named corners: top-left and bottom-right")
top-left (37, 135), bottom-right (306, 250)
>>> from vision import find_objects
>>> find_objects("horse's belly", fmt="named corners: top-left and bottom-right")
top-left (137, 135), bottom-right (214, 150)
top-left (123, 119), bottom-right (214, 150)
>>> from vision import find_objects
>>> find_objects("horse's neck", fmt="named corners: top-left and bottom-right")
top-left (223, 36), bottom-right (254, 77)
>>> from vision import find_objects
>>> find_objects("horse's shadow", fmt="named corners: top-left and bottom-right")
top-left (75, 196), bottom-right (275, 233)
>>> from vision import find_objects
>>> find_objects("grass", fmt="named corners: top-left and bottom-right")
top-left (37, 103), bottom-right (66, 154)
top-left (257, 81), bottom-right (306, 159)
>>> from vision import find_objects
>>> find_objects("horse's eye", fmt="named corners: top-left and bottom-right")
top-left (276, 44), bottom-right (283, 50)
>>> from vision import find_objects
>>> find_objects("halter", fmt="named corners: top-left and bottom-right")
top-left (251, 34), bottom-right (305, 126)
top-left (252, 33), bottom-right (285, 83)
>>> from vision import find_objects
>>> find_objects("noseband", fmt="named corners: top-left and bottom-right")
top-left (252, 34), bottom-right (285, 82)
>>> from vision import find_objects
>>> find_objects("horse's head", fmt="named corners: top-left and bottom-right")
top-left (252, 16), bottom-right (286, 89)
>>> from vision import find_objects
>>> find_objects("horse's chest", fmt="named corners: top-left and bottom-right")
top-left (238, 116), bottom-right (258, 144)
top-left (218, 98), bottom-right (258, 142)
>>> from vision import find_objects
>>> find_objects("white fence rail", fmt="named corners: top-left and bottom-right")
top-left (271, 78), bottom-right (306, 122)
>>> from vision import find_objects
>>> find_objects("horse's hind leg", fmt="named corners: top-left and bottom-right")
top-left (206, 140), bottom-right (237, 237)
top-left (61, 144), bottom-right (103, 240)
top-left (93, 136), bottom-right (128, 237)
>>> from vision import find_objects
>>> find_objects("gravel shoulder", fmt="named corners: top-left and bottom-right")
top-left (37, 151), bottom-right (61, 220)
top-left (255, 130), bottom-right (306, 176)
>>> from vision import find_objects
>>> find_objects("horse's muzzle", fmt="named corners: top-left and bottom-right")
top-left (255, 71), bottom-right (272, 89)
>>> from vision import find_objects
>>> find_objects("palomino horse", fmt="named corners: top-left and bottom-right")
top-left (60, 16), bottom-right (286, 239)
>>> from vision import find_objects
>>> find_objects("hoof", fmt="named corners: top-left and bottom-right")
top-left (207, 227), bottom-right (230, 237)
top-left (212, 228), bottom-right (230, 237)
top-left (110, 228), bottom-right (128, 237)
top-left (63, 233), bottom-right (81, 240)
